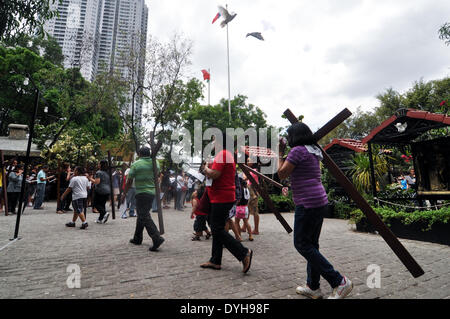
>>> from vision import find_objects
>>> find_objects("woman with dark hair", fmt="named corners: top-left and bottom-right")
top-left (57, 163), bottom-right (72, 214)
top-left (199, 133), bottom-right (253, 273)
top-left (7, 164), bottom-right (23, 214)
top-left (88, 159), bottom-right (111, 224)
top-left (278, 122), bottom-right (353, 299)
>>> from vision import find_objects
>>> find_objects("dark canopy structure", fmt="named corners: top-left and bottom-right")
top-left (362, 108), bottom-right (450, 145)
top-left (362, 108), bottom-right (450, 199)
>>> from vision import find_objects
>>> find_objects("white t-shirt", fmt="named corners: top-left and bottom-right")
top-left (69, 176), bottom-right (90, 200)
top-left (176, 175), bottom-right (184, 190)
top-left (125, 168), bottom-right (135, 188)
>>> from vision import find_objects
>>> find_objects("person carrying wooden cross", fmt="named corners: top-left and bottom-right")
top-left (277, 122), bottom-right (353, 299)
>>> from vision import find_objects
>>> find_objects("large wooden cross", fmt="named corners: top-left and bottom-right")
top-left (283, 108), bottom-right (424, 278)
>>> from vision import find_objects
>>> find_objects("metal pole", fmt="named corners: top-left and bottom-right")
top-left (56, 160), bottom-right (61, 212)
top-left (226, 5), bottom-right (231, 117)
top-left (208, 68), bottom-right (211, 106)
top-left (13, 86), bottom-right (39, 239)
top-left (0, 150), bottom-right (8, 216)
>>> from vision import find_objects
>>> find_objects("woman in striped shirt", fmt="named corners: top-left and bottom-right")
top-left (277, 122), bottom-right (353, 299)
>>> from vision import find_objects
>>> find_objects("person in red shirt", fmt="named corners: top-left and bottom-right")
top-left (190, 187), bottom-right (211, 241)
top-left (199, 133), bottom-right (253, 273)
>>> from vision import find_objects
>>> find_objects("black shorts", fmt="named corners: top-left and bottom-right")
top-left (72, 198), bottom-right (86, 214)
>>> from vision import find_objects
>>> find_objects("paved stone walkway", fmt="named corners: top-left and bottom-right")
top-left (0, 202), bottom-right (449, 299)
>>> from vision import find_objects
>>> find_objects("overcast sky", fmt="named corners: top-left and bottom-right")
top-left (145, 0), bottom-right (450, 131)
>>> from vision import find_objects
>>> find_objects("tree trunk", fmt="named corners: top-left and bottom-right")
top-left (151, 154), bottom-right (164, 235)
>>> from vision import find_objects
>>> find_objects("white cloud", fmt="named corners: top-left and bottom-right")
top-left (145, 0), bottom-right (450, 131)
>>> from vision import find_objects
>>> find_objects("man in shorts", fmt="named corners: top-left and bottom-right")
top-left (61, 167), bottom-right (90, 229)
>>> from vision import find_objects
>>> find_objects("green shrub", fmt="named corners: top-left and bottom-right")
top-left (350, 206), bottom-right (450, 231)
top-left (258, 194), bottom-right (295, 213)
top-left (332, 201), bottom-right (354, 219)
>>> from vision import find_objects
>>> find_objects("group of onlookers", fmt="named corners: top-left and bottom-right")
top-left (0, 159), bottom-right (55, 215)
top-left (396, 168), bottom-right (416, 190)
top-left (160, 170), bottom-right (197, 211)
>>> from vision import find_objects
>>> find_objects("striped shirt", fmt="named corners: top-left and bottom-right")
top-left (286, 146), bottom-right (328, 209)
top-left (127, 157), bottom-right (159, 195)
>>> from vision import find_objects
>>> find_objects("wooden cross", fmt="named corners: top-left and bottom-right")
top-left (107, 151), bottom-right (116, 220)
top-left (239, 163), bottom-right (293, 233)
top-left (284, 108), bottom-right (424, 278)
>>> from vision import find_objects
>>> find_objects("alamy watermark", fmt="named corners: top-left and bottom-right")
top-left (170, 120), bottom-right (281, 174)
top-left (66, 264), bottom-right (81, 289)
top-left (366, 264), bottom-right (381, 288)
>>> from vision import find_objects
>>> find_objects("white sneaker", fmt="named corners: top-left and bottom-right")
top-left (296, 285), bottom-right (324, 299)
top-left (95, 219), bottom-right (102, 224)
top-left (102, 212), bottom-right (110, 224)
top-left (328, 276), bottom-right (353, 299)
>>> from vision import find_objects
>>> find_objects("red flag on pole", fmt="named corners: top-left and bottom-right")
top-left (201, 69), bottom-right (210, 82)
top-left (212, 12), bottom-right (221, 24)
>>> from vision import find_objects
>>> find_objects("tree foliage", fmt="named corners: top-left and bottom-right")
top-left (0, 44), bottom-right (126, 156)
top-left (320, 77), bottom-right (450, 146)
top-left (42, 128), bottom-right (102, 168)
top-left (439, 22), bottom-right (450, 46)
top-left (0, 0), bottom-right (61, 42)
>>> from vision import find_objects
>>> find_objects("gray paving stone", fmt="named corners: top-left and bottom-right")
top-left (0, 201), bottom-right (448, 299)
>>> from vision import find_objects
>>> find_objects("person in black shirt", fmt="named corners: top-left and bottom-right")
top-left (57, 163), bottom-right (72, 214)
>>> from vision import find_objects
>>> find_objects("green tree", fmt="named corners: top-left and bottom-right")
top-left (375, 88), bottom-right (404, 121)
top-left (347, 152), bottom-right (390, 195)
top-left (0, 0), bottom-right (61, 42)
top-left (0, 45), bottom-right (126, 152)
top-left (439, 22), bottom-right (450, 45)
top-left (2, 34), bottom-right (64, 66)
top-left (182, 94), bottom-right (267, 137)
top-left (320, 107), bottom-right (378, 146)
top-left (42, 128), bottom-right (102, 168)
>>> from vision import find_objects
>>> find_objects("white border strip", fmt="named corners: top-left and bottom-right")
top-left (0, 238), bottom-right (19, 252)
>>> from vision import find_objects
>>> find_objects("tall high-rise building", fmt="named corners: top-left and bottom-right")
top-left (45, 0), bottom-right (104, 82)
top-left (44, 0), bottom-right (148, 120)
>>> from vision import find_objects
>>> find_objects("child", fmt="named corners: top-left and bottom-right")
top-left (190, 187), bottom-right (211, 241)
top-left (61, 167), bottom-right (90, 229)
top-left (235, 176), bottom-right (253, 241)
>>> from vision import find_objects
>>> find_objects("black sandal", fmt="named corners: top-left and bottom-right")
top-left (191, 235), bottom-right (201, 241)
top-left (200, 262), bottom-right (221, 270)
top-left (242, 249), bottom-right (253, 273)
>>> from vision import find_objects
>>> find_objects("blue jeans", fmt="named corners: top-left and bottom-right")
top-left (34, 183), bottom-right (46, 209)
top-left (152, 195), bottom-right (158, 212)
top-left (294, 204), bottom-right (343, 290)
top-left (126, 187), bottom-right (136, 215)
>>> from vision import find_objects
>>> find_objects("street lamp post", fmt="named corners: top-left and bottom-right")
top-left (12, 74), bottom-right (40, 240)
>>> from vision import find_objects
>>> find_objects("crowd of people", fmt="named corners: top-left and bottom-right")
top-left (0, 121), bottom-right (357, 299)
top-left (0, 159), bottom-right (56, 215)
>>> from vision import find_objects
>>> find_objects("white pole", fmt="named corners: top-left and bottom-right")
top-left (226, 4), bottom-right (231, 117)
top-left (208, 68), bottom-right (211, 106)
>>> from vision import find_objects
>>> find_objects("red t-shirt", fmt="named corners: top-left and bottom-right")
top-left (208, 150), bottom-right (236, 203)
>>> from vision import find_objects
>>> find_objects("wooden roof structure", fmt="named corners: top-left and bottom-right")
top-left (324, 138), bottom-right (367, 153)
top-left (362, 108), bottom-right (450, 145)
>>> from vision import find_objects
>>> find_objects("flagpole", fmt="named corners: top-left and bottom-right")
top-left (208, 68), bottom-right (211, 106)
top-left (226, 4), bottom-right (231, 118)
